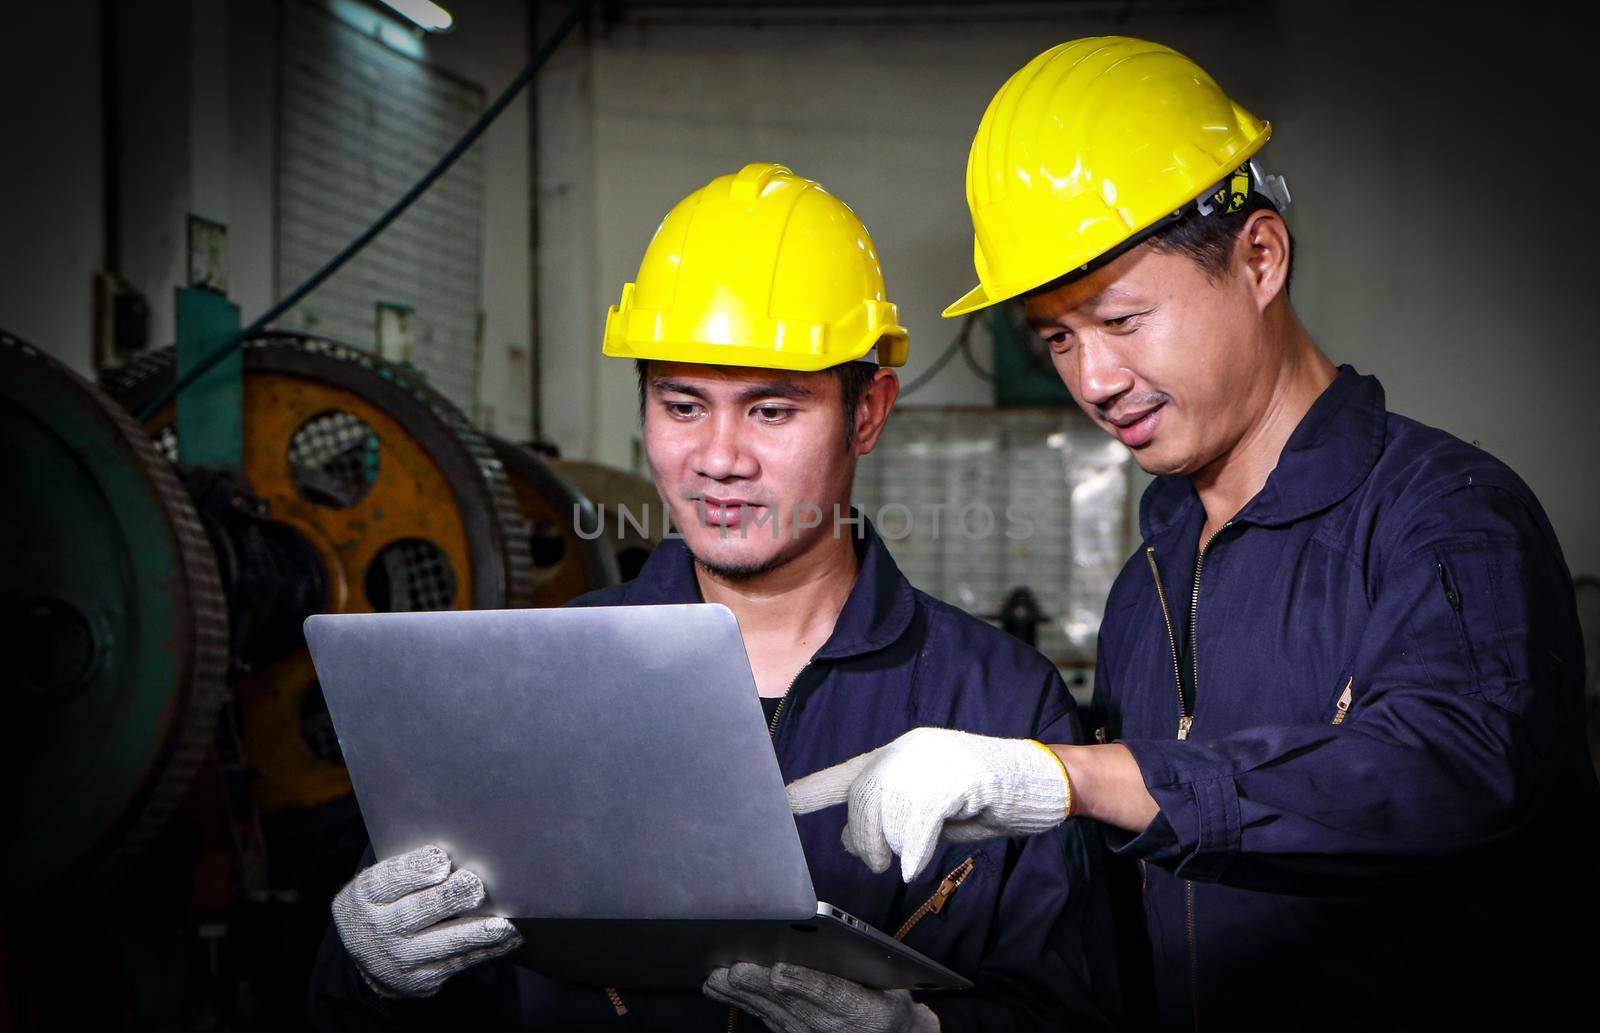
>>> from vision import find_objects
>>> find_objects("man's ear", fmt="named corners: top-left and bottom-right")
top-left (1239, 209), bottom-right (1291, 309)
top-left (852, 368), bottom-right (900, 455)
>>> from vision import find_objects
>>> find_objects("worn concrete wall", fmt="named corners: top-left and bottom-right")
top-left (0, 0), bottom-right (105, 373)
top-left (5, 2), bottom-right (1593, 572)
top-left (2, 0), bottom-right (535, 440)
top-left (534, 1), bottom-right (1597, 575)
top-left (428, 0), bottom-right (536, 437)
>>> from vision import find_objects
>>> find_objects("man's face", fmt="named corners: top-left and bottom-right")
top-left (1024, 239), bottom-right (1270, 478)
top-left (642, 363), bottom-right (865, 579)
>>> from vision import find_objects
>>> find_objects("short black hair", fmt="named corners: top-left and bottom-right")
top-left (1146, 198), bottom-right (1295, 294)
top-left (1023, 198), bottom-right (1295, 301)
top-left (635, 358), bottom-right (879, 448)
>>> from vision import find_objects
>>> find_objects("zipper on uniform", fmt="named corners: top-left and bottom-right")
top-left (1147, 544), bottom-right (1201, 1028)
top-left (1144, 547), bottom-right (1189, 740)
top-left (892, 856), bottom-right (976, 941)
top-left (1186, 521), bottom-right (1230, 734)
top-left (1182, 521), bottom-right (1227, 1033)
top-left (1151, 522), bottom-right (1229, 1033)
top-left (1332, 677), bottom-right (1353, 726)
top-left (1185, 880), bottom-right (1199, 1031)
top-left (1436, 559), bottom-right (1462, 611)
top-left (766, 688), bottom-right (790, 737)
top-left (765, 659), bottom-right (811, 738)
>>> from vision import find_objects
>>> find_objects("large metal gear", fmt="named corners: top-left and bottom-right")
top-left (1, 330), bottom-right (230, 907)
top-left (548, 458), bottom-right (663, 581)
top-left (101, 331), bottom-right (535, 814)
top-left (490, 437), bottom-right (621, 606)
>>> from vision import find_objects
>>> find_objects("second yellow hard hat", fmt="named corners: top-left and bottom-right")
top-left (945, 36), bottom-right (1275, 317)
top-left (604, 163), bottom-right (908, 371)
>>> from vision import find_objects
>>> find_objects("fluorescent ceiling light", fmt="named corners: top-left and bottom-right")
top-left (378, 0), bottom-right (453, 31)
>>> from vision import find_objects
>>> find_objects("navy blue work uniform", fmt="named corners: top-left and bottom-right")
top-left (1093, 366), bottom-right (1600, 1030)
top-left (308, 522), bottom-right (1119, 1031)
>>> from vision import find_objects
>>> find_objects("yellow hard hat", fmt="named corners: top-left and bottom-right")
top-left (604, 163), bottom-right (909, 370)
top-left (944, 37), bottom-right (1279, 318)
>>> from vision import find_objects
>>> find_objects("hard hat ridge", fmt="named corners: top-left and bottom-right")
top-left (945, 37), bottom-right (1276, 317)
top-left (605, 163), bottom-right (909, 371)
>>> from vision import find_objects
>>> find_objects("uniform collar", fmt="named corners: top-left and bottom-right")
top-left (1140, 365), bottom-right (1388, 540)
top-left (623, 514), bottom-right (917, 661)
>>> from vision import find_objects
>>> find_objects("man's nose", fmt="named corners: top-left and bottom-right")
top-left (1075, 336), bottom-right (1133, 409)
top-left (691, 411), bottom-right (758, 481)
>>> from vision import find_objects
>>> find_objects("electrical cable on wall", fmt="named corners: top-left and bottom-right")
top-left (960, 326), bottom-right (994, 381)
top-left (899, 312), bottom-right (982, 398)
top-left (136, 0), bottom-right (595, 423)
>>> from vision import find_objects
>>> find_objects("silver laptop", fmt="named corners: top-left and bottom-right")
top-left (304, 604), bottom-right (971, 992)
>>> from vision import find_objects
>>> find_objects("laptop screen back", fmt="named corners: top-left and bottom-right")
top-left (306, 604), bottom-right (818, 921)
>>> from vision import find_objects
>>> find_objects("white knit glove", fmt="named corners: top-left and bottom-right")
top-left (786, 728), bottom-right (1071, 881)
top-left (331, 844), bottom-right (524, 999)
top-left (704, 962), bottom-right (940, 1033)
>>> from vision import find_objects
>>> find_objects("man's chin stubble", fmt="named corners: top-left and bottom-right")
top-left (692, 551), bottom-right (787, 582)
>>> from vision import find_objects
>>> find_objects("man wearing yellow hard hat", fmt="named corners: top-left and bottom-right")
top-left (308, 163), bottom-right (1118, 1030)
top-left (790, 38), bottom-right (1600, 1029)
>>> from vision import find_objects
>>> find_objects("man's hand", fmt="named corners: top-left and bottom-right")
top-left (704, 962), bottom-right (940, 1033)
top-left (331, 844), bottom-right (524, 999)
top-left (785, 727), bottom-right (1070, 881)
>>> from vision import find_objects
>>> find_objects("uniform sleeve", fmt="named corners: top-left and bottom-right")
top-left (920, 671), bottom-right (1120, 1033)
top-left (1113, 484), bottom-right (1579, 893)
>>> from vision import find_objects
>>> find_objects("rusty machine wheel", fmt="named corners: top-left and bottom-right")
top-left (1, 331), bottom-right (230, 907)
top-left (4, 325), bottom-right (621, 924)
top-left (101, 331), bottom-right (535, 817)
top-left (548, 458), bottom-right (663, 581)
top-left (489, 438), bottom-right (620, 606)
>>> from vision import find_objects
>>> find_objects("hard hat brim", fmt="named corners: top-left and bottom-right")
top-left (942, 282), bottom-right (999, 319)
top-left (942, 138), bottom-right (1279, 320)
top-left (606, 327), bottom-right (908, 372)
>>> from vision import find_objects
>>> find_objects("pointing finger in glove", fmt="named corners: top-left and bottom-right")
top-left (786, 749), bottom-right (881, 815)
top-left (787, 728), bottom-right (1072, 882)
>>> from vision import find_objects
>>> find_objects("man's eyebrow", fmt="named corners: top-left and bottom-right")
top-left (649, 379), bottom-right (707, 399)
top-left (1025, 286), bottom-right (1143, 328)
top-left (649, 379), bottom-right (816, 402)
top-left (734, 381), bottom-right (815, 403)
top-left (1027, 294), bottom-right (1098, 329)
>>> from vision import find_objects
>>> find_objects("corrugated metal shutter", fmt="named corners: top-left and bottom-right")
top-left (276, 0), bottom-right (486, 415)
top-left (853, 407), bottom-right (1135, 667)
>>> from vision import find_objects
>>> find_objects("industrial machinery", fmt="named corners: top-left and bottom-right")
top-left (548, 457), bottom-right (663, 581)
top-left (492, 440), bottom-right (621, 606)
top-left (98, 331), bottom-right (539, 823)
top-left (3, 331), bottom-right (230, 906)
top-left (3, 328), bottom-right (641, 1026)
